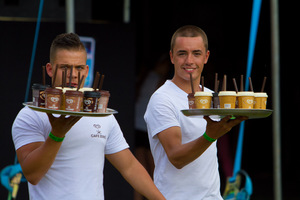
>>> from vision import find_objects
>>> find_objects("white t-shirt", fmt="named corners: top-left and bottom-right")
top-left (12, 106), bottom-right (129, 200)
top-left (144, 80), bottom-right (222, 200)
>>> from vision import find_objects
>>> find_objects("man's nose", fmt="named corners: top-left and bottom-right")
top-left (67, 66), bottom-right (77, 78)
top-left (185, 54), bottom-right (193, 65)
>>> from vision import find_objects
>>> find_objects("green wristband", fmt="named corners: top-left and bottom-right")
top-left (49, 132), bottom-right (65, 142)
top-left (203, 132), bottom-right (216, 142)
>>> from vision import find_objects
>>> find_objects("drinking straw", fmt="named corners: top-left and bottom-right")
top-left (93, 72), bottom-right (100, 91)
top-left (240, 75), bottom-right (244, 91)
top-left (42, 66), bottom-right (46, 85)
top-left (69, 65), bottom-right (73, 87)
top-left (64, 67), bottom-right (67, 87)
top-left (77, 75), bottom-right (85, 91)
top-left (201, 76), bottom-right (204, 91)
top-left (62, 71), bottom-right (65, 88)
top-left (261, 76), bottom-right (267, 92)
top-left (189, 73), bottom-right (195, 94)
top-left (222, 75), bottom-right (227, 91)
top-left (249, 77), bottom-right (254, 92)
top-left (232, 78), bottom-right (239, 93)
top-left (52, 65), bottom-right (58, 88)
top-left (78, 71), bottom-right (81, 87)
top-left (98, 74), bottom-right (105, 91)
top-left (214, 73), bottom-right (218, 93)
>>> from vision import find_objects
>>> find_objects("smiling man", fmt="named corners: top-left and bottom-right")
top-left (144, 25), bottom-right (247, 199)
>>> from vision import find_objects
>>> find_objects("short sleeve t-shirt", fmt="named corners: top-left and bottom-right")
top-left (144, 80), bottom-right (222, 200)
top-left (12, 107), bottom-right (129, 200)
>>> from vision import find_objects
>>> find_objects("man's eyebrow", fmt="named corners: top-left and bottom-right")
top-left (176, 50), bottom-right (187, 53)
top-left (74, 65), bottom-right (86, 68)
top-left (176, 49), bottom-right (203, 53)
top-left (192, 49), bottom-right (202, 53)
top-left (59, 64), bottom-right (86, 68)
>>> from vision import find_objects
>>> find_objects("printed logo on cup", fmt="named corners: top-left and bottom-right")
top-left (189, 101), bottom-right (194, 106)
top-left (40, 91), bottom-right (46, 100)
top-left (84, 98), bottom-right (93, 106)
top-left (66, 99), bottom-right (74, 104)
top-left (50, 97), bottom-right (59, 102)
top-left (200, 99), bottom-right (208, 104)
top-left (246, 99), bottom-right (253, 104)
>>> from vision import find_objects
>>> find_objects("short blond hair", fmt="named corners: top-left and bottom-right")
top-left (170, 25), bottom-right (208, 53)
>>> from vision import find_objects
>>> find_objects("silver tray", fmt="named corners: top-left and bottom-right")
top-left (181, 108), bottom-right (273, 119)
top-left (23, 102), bottom-right (118, 117)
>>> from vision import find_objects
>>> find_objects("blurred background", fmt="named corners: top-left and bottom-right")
top-left (0, 0), bottom-right (298, 199)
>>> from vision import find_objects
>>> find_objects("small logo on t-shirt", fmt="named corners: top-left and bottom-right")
top-left (91, 124), bottom-right (106, 139)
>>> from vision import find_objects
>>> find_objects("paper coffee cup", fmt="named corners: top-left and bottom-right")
top-left (187, 93), bottom-right (196, 109)
top-left (218, 91), bottom-right (237, 109)
top-left (65, 90), bottom-right (83, 112)
top-left (45, 88), bottom-right (63, 110)
top-left (194, 92), bottom-right (212, 109)
top-left (254, 92), bottom-right (268, 109)
top-left (237, 91), bottom-right (255, 109)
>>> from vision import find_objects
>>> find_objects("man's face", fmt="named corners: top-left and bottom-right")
top-left (170, 36), bottom-right (209, 84)
top-left (46, 49), bottom-right (89, 88)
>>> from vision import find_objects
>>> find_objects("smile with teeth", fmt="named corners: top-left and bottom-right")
top-left (184, 68), bottom-right (196, 72)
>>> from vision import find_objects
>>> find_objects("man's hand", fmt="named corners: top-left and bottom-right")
top-left (203, 115), bottom-right (248, 140)
top-left (47, 113), bottom-right (82, 138)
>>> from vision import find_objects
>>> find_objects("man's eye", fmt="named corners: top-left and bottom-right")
top-left (75, 66), bottom-right (85, 70)
top-left (58, 64), bottom-right (70, 69)
top-left (59, 65), bottom-right (68, 70)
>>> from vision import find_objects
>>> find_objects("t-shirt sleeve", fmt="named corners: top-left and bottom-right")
top-left (12, 107), bottom-right (50, 150)
top-left (104, 115), bottom-right (129, 155)
top-left (144, 92), bottom-right (180, 138)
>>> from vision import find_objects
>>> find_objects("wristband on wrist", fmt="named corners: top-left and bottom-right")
top-left (49, 132), bottom-right (65, 142)
top-left (203, 132), bottom-right (216, 142)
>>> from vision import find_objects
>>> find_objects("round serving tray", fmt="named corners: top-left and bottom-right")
top-left (23, 102), bottom-right (118, 117)
top-left (181, 108), bottom-right (272, 119)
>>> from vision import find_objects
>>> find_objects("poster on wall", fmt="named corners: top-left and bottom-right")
top-left (79, 36), bottom-right (95, 87)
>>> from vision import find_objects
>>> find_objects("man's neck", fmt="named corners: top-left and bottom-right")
top-left (171, 78), bottom-right (202, 94)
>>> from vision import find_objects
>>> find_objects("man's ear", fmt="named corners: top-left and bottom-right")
top-left (169, 50), bottom-right (174, 64)
top-left (46, 63), bottom-right (53, 77)
top-left (204, 50), bottom-right (210, 64)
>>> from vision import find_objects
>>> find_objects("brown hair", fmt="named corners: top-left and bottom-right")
top-left (170, 25), bottom-right (208, 53)
top-left (50, 33), bottom-right (86, 63)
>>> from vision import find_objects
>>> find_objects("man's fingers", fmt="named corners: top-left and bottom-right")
top-left (203, 115), bottom-right (213, 123)
top-left (67, 116), bottom-right (82, 125)
top-left (227, 116), bottom-right (248, 127)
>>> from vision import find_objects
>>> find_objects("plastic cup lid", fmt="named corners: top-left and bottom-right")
top-left (194, 91), bottom-right (213, 97)
top-left (237, 91), bottom-right (255, 96)
top-left (218, 91), bottom-right (237, 96)
top-left (254, 92), bottom-right (268, 97)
